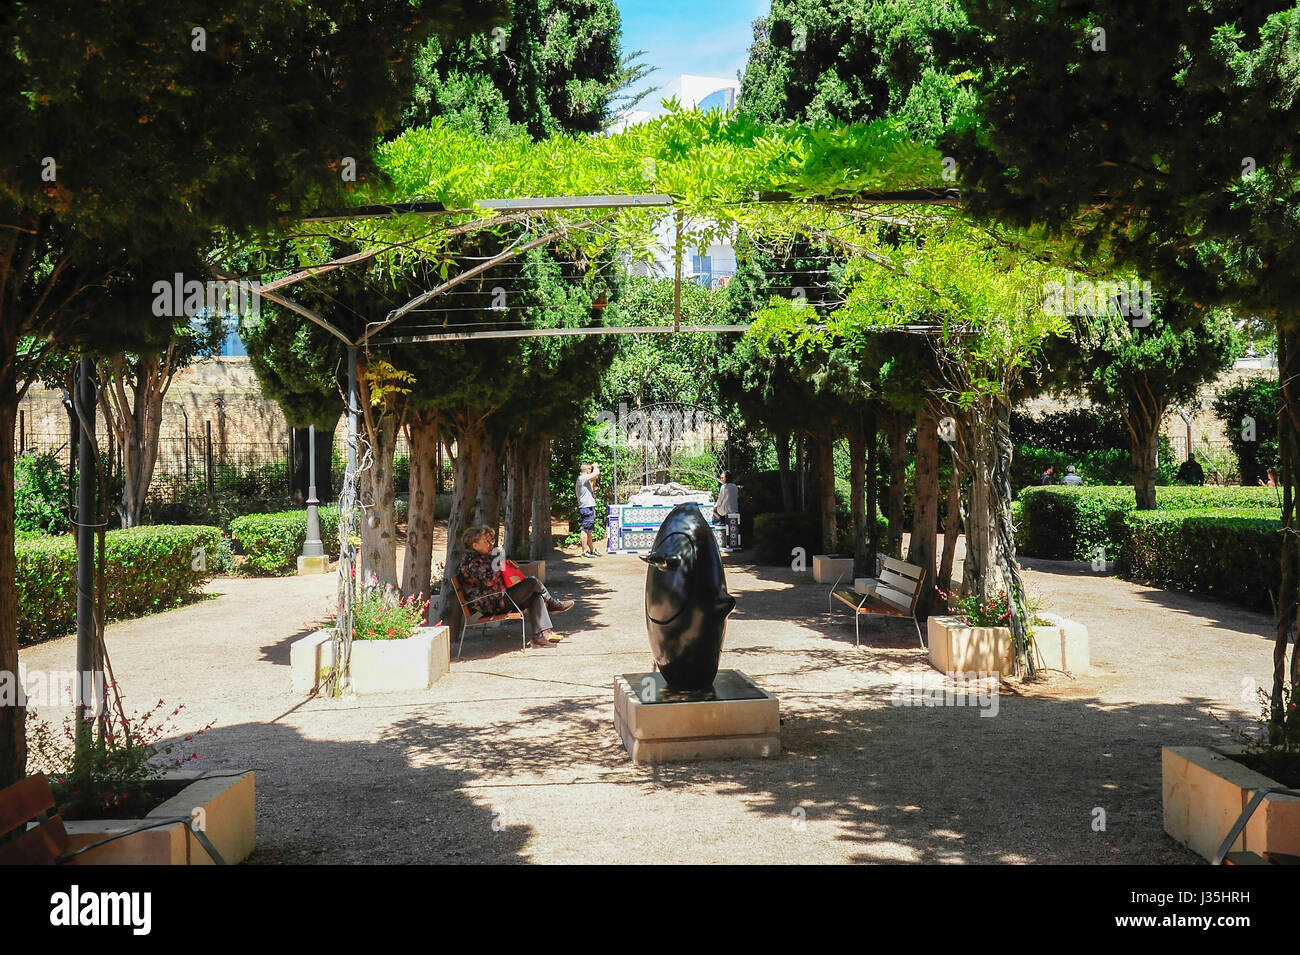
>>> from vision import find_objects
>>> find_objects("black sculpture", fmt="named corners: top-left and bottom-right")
top-left (640, 503), bottom-right (736, 690)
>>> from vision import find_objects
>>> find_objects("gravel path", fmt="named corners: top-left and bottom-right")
top-left (19, 534), bottom-right (1276, 864)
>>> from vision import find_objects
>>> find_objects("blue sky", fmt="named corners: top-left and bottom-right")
top-left (615, 0), bottom-right (769, 103)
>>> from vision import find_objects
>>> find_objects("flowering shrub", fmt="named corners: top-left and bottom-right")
top-left (26, 692), bottom-right (214, 819)
top-left (937, 588), bottom-right (1013, 627)
top-left (936, 587), bottom-right (1049, 628)
top-left (346, 582), bottom-right (428, 641)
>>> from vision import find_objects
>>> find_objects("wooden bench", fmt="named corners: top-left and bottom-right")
top-left (828, 556), bottom-right (926, 648)
top-left (451, 574), bottom-right (526, 660)
top-left (0, 772), bottom-right (225, 865)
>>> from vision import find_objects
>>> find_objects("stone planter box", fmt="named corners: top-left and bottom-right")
top-left (291, 625), bottom-right (450, 696)
top-left (813, 555), bottom-right (854, 584)
top-left (514, 559), bottom-right (545, 582)
top-left (1163, 746), bottom-right (1300, 862)
top-left (927, 612), bottom-right (1089, 676)
top-left (63, 769), bottom-right (255, 865)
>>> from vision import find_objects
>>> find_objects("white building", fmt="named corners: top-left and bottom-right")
top-left (611, 75), bottom-right (741, 288)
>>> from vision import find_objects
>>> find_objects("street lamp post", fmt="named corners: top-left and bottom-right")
top-left (298, 423), bottom-right (327, 573)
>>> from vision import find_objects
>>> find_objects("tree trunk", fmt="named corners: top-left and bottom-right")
top-left (360, 411), bottom-right (399, 589)
top-left (795, 435), bottom-right (806, 512)
top-left (0, 385), bottom-right (23, 788)
top-left (775, 431), bottom-right (794, 511)
top-left (1273, 324), bottom-right (1300, 731)
top-left (402, 406), bottom-right (439, 601)
top-left (886, 409), bottom-right (908, 557)
top-left (475, 429), bottom-right (505, 532)
top-left (939, 450), bottom-right (962, 596)
top-left (992, 398), bottom-right (1035, 677)
top-left (908, 409), bottom-right (940, 618)
top-left (866, 404), bottom-right (880, 565)
top-left (529, 439), bottom-right (552, 561)
top-left (98, 353), bottom-right (171, 528)
top-left (848, 419), bottom-right (867, 578)
top-left (1127, 395), bottom-right (1163, 510)
top-left (809, 432), bottom-right (837, 554)
top-left (503, 437), bottom-right (531, 559)
top-left (961, 414), bottom-right (997, 603)
top-left (436, 412), bottom-right (484, 629)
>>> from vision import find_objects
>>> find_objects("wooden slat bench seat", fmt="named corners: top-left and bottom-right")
top-left (828, 556), bottom-right (926, 648)
top-left (451, 574), bottom-right (526, 660)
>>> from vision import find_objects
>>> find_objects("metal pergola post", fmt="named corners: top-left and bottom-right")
top-left (74, 357), bottom-right (96, 743)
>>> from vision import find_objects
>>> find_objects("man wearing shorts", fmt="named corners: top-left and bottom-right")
top-left (577, 462), bottom-right (601, 557)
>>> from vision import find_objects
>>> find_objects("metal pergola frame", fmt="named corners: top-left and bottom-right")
top-left (212, 188), bottom-right (947, 692)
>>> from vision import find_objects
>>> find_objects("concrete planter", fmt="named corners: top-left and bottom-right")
top-left (1162, 746), bottom-right (1300, 862)
top-left (514, 559), bottom-right (545, 582)
top-left (62, 769), bottom-right (255, 865)
top-left (813, 555), bottom-right (854, 584)
top-left (927, 613), bottom-right (1089, 676)
top-left (290, 625), bottom-right (450, 696)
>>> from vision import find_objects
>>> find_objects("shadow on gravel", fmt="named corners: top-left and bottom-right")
top-left (194, 720), bottom-right (532, 864)
top-left (257, 624), bottom-right (322, 667)
top-left (365, 680), bottom-right (1218, 863)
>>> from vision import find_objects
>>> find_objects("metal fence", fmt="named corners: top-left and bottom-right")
top-left (17, 423), bottom-right (428, 504)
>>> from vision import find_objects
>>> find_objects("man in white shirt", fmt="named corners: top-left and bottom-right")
top-left (576, 462), bottom-right (601, 557)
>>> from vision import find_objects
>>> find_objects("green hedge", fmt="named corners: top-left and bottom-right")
top-left (230, 506), bottom-right (340, 575)
top-left (17, 525), bottom-right (221, 645)
top-left (1115, 509), bottom-right (1281, 611)
top-left (1016, 485), bottom-right (1280, 560)
top-left (753, 511), bottom-right (823, 566)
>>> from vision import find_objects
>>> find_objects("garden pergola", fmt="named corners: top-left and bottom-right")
top-left (194, 182), bottom-right (958, 693)
top-left (65, 167), bottom-right (973, 711)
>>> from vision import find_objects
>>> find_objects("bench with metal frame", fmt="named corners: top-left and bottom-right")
top-left (0, 772), bottom-right (225, 865)
top-left (451, 574), bottom-right (526, 660)
top-left (828, 556), bottom-right (926, 648)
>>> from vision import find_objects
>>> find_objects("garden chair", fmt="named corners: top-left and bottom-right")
top-left (451, 574), bottom-right (527, 660)
top-left (828, 556), bottom-right (926, 648)
top-left (0, 772), bottom-right (226, 865)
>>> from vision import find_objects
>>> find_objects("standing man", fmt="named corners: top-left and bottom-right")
top-left (577, 462), bottom-right (601, 557)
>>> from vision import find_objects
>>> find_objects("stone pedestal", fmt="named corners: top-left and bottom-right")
top-left (297, 554), bottom-right (331, 575)
top-left (614, 670), bottom-right (780, 764)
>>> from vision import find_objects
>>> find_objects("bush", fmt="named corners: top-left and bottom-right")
top-left (1115, 509), bottom-right (1280, 611)
top-left (1214, 376), bottom-right (1279, 486)
top-left (15, 449), bottom-right (69, 535)
top-left (230, 506), bottom-right (340, 575)
top-left (17, 525), bottom-right (221, 645)
top-left (1016, 485), bottom-right (1280, 561)
top-left (752, 511), bottom-right (822, 565)
top-left (1011, 407), bottom-right (1129, 458)
top-left (147, 480), bottom-right (298, 530)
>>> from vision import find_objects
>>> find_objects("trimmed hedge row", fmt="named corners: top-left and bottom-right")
top-left (229, 506), bottom-right (340, 575)
top-left (1114, 509), bottom-right (1281, 612)
top-left (17, 525), bottom-right (221, 645)
top-left (1016, 485), bottom-right (1280, 560)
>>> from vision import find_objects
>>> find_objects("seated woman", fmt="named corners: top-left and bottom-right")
top-left (457, 525), bottom-right (573, 649)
